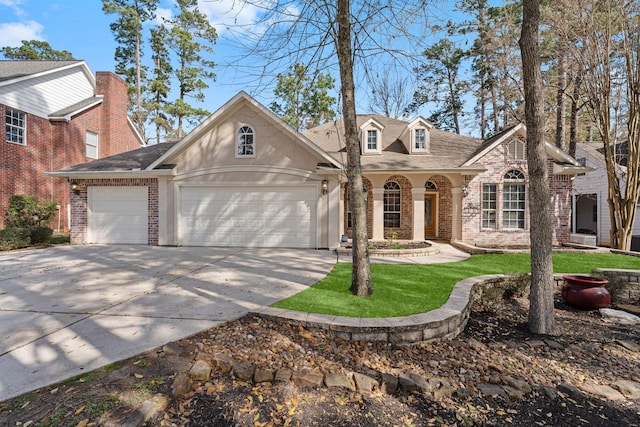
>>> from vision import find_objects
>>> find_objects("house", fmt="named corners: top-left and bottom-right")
top-left (1, 60), bottom-right (144, 230)
top-left (572, 142), bottom-right (640, 247)
top-left (47, 91), bottom-right (590, 248)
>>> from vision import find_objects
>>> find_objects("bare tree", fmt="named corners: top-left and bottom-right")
top-left (368, 67), bottom-right (414, 119)
top-left (228, 1), bottom-right (431, 295)
top-left (520, 0), bottom-right (556, 335)
top-left (565, 0), bottom-right (640, 251)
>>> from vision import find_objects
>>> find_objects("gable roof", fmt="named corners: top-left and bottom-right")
top-left (0, 60), bottom-right (88, 85)
top-left (49, 96), bottom-right (104, 121)
top-left (304, 115), bottom-right (486, 173)
top-left (147, 91), bottom-right (342, 171)
top-left (47, 142), bottom-right (178, 178)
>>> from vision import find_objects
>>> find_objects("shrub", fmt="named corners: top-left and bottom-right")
top-left (5, 195), bottom-right (58, 228)
top-left (0, 228), bottom-right (31, 251)
top-left (29, 226), bottom-right (54, 244)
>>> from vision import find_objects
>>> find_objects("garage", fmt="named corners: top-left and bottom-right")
top-left (180, 186), bottom-right (317, 248)
top-left (87, 186), bottom-right (149, 244)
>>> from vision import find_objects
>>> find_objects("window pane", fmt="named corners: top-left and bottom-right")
top-left (383, 181), bottom-right (401, 228)
top-left (86, 131), bottom-right (98, 158)
top-left (237, 126), bottom-right (254, 156)
top-left (367, 130), bottom-right (377, 150)
top-left (415, 128), bottom-right (426, 150)
top-left (6, 108), bottom-right (26, 145)
top-left (503, 183), bottom-right (525, 229)
top-left (482, 184), bottom-right (497, 229)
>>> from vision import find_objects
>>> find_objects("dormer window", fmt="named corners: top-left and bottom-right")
top-left (236, 125), bottom-right (255, 158)
top-left (414, 128), bottom-right (426, 151)
top-left (360, 118), bottom-right (384, 154)
top-left (366, 130), bottom-right (378, 151)
top-left (407, 117), bottom-right (432, 154)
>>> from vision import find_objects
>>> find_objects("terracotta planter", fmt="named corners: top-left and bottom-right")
top-left (561, 275), bottom-right (611, 310)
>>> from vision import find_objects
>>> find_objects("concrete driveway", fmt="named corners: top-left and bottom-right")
top-left (0, 245), bottom-right (336, 402)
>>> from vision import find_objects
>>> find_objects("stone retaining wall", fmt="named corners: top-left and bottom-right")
top-left (594, 269), bottom-right (640, 305)
top-left (254, 270), bottom-right (640, 345)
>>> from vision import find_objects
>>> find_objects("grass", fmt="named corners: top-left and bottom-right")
top-left (272, 252), bottom-right (640, 318)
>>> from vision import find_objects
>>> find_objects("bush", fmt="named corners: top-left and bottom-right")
top-left (29, 226), bottom-right (54, 244)
top-left (5, 195), bottom-right (58, 228)
top-left (0, 228), bottom-right (31, 251)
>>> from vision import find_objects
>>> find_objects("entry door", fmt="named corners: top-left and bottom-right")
top-left (424, 194), bottom-right (437, 238)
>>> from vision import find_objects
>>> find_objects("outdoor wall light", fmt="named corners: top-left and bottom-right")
top-left (321, 179), bottom-right (328, 195)
top-left (71, 182), bottom-right (80, 195)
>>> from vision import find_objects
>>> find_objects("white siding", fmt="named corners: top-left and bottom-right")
top-left (0, 65), bottom-right (94, 118)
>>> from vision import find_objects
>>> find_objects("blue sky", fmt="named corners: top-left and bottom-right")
top-left (0, 0), bottom-right (478, 137)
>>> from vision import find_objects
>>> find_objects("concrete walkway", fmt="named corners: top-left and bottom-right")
top-left (0, 245), bottom-right (337, 402)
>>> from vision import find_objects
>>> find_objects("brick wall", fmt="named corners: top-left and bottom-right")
top-left (70, 178), bottom-right (159, 245)
top-left (383, 175), bottom-right (413, 240)
top-left (461, 135), bottom-right (572, 247)
top-left (0, 71), bottom-right (141, 230)
top-left (429, 175), bottom-right (453, 241)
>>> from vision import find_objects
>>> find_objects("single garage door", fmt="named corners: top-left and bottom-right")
top-left (88, 186), bottom-right (148, 244)
top-left (180, 186), bottom-right (316, 248)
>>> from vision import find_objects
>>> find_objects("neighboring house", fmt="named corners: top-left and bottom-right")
top-left (48, 91), bottom-right (590, 248)
top-left (572, 142), bottom-right (640, 247)
top-left (1, 60), bottom-right (144, 230)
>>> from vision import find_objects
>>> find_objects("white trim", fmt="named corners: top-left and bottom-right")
top-left (173, 165), bottom-right (314, 181)
top-left (44, 170), bottom-right (175, 178)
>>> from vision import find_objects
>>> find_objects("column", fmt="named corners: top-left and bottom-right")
top-left (372, 188), bottom-right (384, 240)
top-left (451, 187), bottom-right (463, 241)
top-left (412, 188), bottom-right (425, 241)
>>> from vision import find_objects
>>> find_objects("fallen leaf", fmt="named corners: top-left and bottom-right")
top-left (75, 419), bottom-right (89, 427)
top-left (134, 373), bottom-right (144, 379)
top-left (75, 405), bottom-right (85, 415)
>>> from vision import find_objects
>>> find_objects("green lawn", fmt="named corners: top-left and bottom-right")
top-left (272, 253), bottom-right (640, 318)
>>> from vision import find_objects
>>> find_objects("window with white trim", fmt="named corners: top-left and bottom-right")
top-left (383, 181), bottom-right (401, 228)
top-left (237, 125), bottom-right (255, 157)
top-left (502, 169), bottom-right (526, 229)
top-left (366, 129), bottom-right (378, 151)
top-left (6, 108), bottom-right (26, 145)
top-left (86, 131), bottom-right (99, 159)
top-left (425, 180), bottom-right (437, 190)
top-left (482, 184), bottom-right (497, 229)
top-left (414, 128), bottom-right (427, 151)
top-left (507, 139), bottom-right (525, 160)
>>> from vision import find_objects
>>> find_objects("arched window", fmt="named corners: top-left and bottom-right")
top-left (503, 169), bottom-right (525, 229)
top-left (425, 180), bottom-right (437, 191)
top-left (237, 125), bottom-right (255, 157)
top-left (507, 139), bottom-right (525, 161)
top-left (384, 181), bottom-right (401, 228)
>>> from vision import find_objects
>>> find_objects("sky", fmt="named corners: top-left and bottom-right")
top-left (0, 0), bottom-right (476, 138)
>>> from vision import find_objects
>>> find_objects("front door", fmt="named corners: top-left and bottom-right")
top-left (424, 194), bottom-right (437, 238)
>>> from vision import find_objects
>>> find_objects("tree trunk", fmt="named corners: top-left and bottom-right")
top-left (555, 41), bottom-right (567, 151)
top-left (568, 73), bottom-right (581, 158)
top-left (337, 0), bottom-right (372, 296)
top-left (520, 0), bottom-right (556, 335)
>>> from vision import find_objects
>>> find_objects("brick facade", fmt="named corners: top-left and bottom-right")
top-left (70, 178), bottom-right (159, 245)
top-left (1, 72), bottom-right (141, 230)
top-left (341, 135), bottom-right (573, 247)
top-left (461, 135), bottom-right (573, 247)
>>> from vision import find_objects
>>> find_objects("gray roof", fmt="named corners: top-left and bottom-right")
top-left (0, 60), bottom-right (82, 82)
top-left (59, 142), bottom-right (179, 172)
top-left (49, 96), bottom-right (103, 119)
top-left (304, 115), bottom-right (485, 171)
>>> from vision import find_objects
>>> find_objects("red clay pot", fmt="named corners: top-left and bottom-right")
top-left (561, 275), bottom-right (611, 310)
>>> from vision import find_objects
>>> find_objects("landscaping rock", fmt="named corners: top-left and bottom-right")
top-left (578, 384), bottom-right (626, 401)
top-left (613, 379), bottom-right (640, 399)
top-left (292, 369), bottom-right (324, 387)
top-left (161, 343), bottom-right (184, 356)
top-left (189, 360), bottom-right (212, 381)
top-left (599, 308), bottom-right (640, 325)
top-left (477, 383), bottom-right (506, 397)
top-left (467, 338), bottom-right (488, 353)
top-left (171, 372), bottom-right (192, 398)
top-left (232, 361), bottom-right (255, 381)
top-left (254, 368), bottom-right (274, 383)
top-left (325, 372), bottom-right (355, 391)
top-left (617, 304), bottom-right (640, 316)
top-left (352, 372), bottom-right (377, 393)
top-left (212, 353), bottom-right (235, 373)
top-left (121, 394), bottom-right (170, 427)
top-left (380, 373), bottom-right (398, 395)
top-left (504, 376), bottom-right (532, 395)
top-left (615, 340), bottom-right (640, 352)
top-left (275, 369), bottom-right (292, 382)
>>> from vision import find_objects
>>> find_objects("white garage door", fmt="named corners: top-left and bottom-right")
top-left (88, 186), bottom-right (148, 244)
top-left (180, 186), bottom-right (316, 248)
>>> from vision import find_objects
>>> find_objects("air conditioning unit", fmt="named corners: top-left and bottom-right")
top-left (570, 233), bottom-right (597, 246)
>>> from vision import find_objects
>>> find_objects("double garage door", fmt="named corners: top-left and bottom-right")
top-left (180, 186), bottom-right (316, 248)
